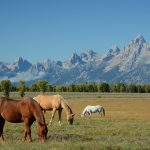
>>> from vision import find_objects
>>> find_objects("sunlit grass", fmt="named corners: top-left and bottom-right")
top-left (0, 92), bottom-right (150, 149)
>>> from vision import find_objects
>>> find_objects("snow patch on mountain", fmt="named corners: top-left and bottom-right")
top-left (1, 35), bottom-right (150, 85)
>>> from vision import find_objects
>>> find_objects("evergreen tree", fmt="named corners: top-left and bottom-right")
top-left (1, 80), bottom-right (12, 97)
top-left (99, 83), bottom-right (110, 92)
top-left (30, 83), bottom-right (39, 92)
top-left (18, 80), bottom-right (26, 97)
top-left (37, 80), bottom-right (48, 94)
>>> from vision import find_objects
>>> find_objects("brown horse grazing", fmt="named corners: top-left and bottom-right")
top-left (33, 94), bottom-right (75, 126)
top-left (0, 97), bottom-right (48, 143)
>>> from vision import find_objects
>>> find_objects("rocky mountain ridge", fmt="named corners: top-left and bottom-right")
top-left (1, 35), bottom-right (150, 85)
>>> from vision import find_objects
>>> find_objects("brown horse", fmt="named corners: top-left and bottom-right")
top-left (33, 94), bottom-right (75, 126)
top-left (0, 97), bottom-right (48, 143)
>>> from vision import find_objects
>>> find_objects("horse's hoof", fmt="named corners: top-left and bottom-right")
top-left (29, 139), bottom-right (32, 142)
top-left (41, 139), bottom-right (46, 143)
top-left (0, 140), bottom-right (5, 144)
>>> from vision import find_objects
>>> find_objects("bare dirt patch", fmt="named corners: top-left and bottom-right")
top-left (48, 133), bottom-right (93, 142)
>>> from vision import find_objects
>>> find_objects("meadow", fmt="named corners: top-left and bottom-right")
top-left (0, 92), bottom-right (150, 150)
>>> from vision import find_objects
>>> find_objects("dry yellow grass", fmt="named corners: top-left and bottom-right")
top-left (1, 92), bottom-right (150, 149)
top-left (66, 97), bottom-right (150, 120)
top-left (43, 95), bottom-right (150, 127)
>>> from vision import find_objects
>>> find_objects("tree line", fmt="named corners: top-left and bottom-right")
top-left (1, 79), bottom-right (150, 97)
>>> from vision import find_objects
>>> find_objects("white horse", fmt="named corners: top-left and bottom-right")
top-left (81, 105), bottom-right (105, 117)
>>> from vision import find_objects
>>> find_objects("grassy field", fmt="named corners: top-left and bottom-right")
top-left (0, 92), bottom-right (150, 150)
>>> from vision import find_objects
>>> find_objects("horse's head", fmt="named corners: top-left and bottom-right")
top-left (67, 114), bottom-right (75, 125)
top-left (81, 113), bottom-right (85, 117)
top-left (37, 123), bottom-right (48, 142)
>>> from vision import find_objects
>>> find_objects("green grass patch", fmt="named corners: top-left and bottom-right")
top-left (0, 92), bottom-right (150, 149)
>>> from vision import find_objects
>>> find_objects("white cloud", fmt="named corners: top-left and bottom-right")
top-left (9, 71), bottom-right (46, 82)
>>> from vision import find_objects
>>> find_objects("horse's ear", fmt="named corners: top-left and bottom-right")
top-left (72, 114), bottom-right (75, 117)
top-left (39, 122), bottom-right (47, 127)
top-left (33, 97), bottom-right (36, 100)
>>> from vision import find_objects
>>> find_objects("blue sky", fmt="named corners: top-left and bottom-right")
top-left (0, 0), bottom-right (150, 63)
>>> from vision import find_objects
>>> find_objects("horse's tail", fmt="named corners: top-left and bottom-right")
top-left (102, 107), bottom-right (105, 117)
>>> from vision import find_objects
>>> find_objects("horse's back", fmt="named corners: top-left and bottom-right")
top-left (22, 97), bottom-right (38, 107)
top-left (0, 97), bottom-right (40, 122)
top-left (0, 97), bottom-right (25, 122)
top-left (85, 105), bottom-right (99, 109)
top-left (0, 97), bottom-right (6, 107)
top-left (84, 105), bottom-right (102, 112)
top-left (0, 97), bottom-right (19, 110)
top-left (35, 94), bottom-right (62, 110)
top-left (20, 97), bottom-right (44, 114)
top-left (18, 97), bottom-right (33, 115)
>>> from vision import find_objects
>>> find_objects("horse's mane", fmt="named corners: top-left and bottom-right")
top-left (60, 95), bottom-right (73, 114)
top-left (24, 97), bottom-right (46, 125)
top-left (33, 102), bottom-right (46, 125)
top-left (82, 107), bottom-right (87, 115)
top-left (0, 97), bottom-right (18, 102)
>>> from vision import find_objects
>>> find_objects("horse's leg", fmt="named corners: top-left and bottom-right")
top-left (84, 111), bottom-right (89, 117)
top-left (43, 109), bottom-right (46, 114)
top-left (0, 117), bottom-right (5, 143)
top-left (23, 119), bottom-right (32, 142)
top-left (88, 112), bottom-right (91, 118)
top-left (98, 109), bottom-right (102, 117)
top-left (23, 129), bottom-right (27, 141)
top-left (101, 108), bottom-right (104, 117)
top-left (101, 110), bottom-right (103, 117)
top-left (58, 108), bottom-right (62, 126)
top-left (49, 108), bottom-right (57, 126)
top-left (85, 111), bottom-right (88, 117)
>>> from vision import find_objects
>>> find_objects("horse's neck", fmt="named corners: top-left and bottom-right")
top-left (33, 105), bottom-right (45, 125)
top-left (61, 100), bottom-right (73, 115)
top-left (82, 108), bottom-right (87, 114)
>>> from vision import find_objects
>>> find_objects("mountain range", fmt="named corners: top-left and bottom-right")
top-left (1, 35), bottom-right (150, 85)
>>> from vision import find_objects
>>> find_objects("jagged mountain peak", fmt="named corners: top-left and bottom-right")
top-left (131, 34), bottom-right (146, 45)
top-left (70, 52), bottom-right (79, 58)
top-left (111, 44), bottom-right (120, 50)
top-left (81, 49), bottom-right (100, 62)
top-left (43, 58), bottom-right (51, 63)
top-left (13, 57), bottom-right (31, 65)
top-left (86, 49), bottom-right (96, 55)
top-left (15, 56), bottom-right (24, 62)
top-left (8, 56), bottom-right (32, 72)
top-left (63, 52), bottom-right (82, 68)
top-left (69, 52), bottom-right (83, 64)
top-left (42, 58), bottom-right (63, 69)
top-left (81, 49), bottom-right (97, 56)
top-left (102, 45), bottom-right (120, 62)
top-left (104, 35), bottom-right (149, 73)
top-left (109, 45), bottom-right (120, 54)
top-left (124, 35), bottom-right (148, 55)
top-left (1, 34), bottom-right (150, 85)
